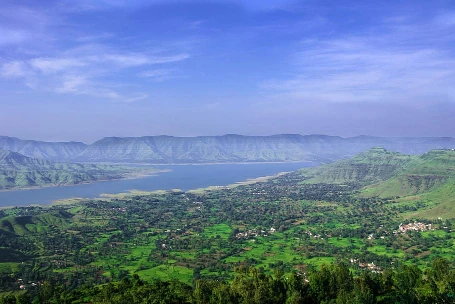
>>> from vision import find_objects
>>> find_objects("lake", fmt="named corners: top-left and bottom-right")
top-left (0, 162), bottom-right (313, 207)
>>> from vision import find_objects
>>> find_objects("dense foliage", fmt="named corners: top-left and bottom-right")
top-left (3, 259), bottom-right (455, 303)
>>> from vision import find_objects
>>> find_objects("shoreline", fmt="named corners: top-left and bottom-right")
top-left (187, 171), bottom-right (291, 194)
top-left (0, 169), bottom-right (295, 209)
top-left (62, 170), bottom-right (292, 202)
top-left (98, 171), bottom-right (291, 199)
top-left (0, 161), bottom-right (314, 194)
top-left (0, 162), bottom-right (312, 209)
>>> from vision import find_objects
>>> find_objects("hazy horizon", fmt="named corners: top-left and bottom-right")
top-left (2, 133), bottom-right (455, 146)
top-left (1, 0), bottom-right (455, 142)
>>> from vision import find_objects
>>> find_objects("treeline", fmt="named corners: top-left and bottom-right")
top-left (2, 258), bottom-right (455, 304)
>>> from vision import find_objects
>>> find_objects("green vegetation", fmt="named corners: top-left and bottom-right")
top-left (4, 259), bottom-right (455, 304)
top-left (362, 150), bottom-right (455, 197)
top-left (0, 148), bottom-right (455, 303)
top-left (0, 149), bottom-right (154, 190)
top-left (299, 147), bottom-right (415, 185)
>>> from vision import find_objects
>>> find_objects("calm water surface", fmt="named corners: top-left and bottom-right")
top-left (0, 162), bottom-right (313, 207)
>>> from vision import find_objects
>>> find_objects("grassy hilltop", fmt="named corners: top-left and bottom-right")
top-left (297, 147), bottom-right (416, 185)
top-left (298, 148), bottom-right (455, 218)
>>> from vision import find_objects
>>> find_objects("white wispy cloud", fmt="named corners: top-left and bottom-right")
top-left (0, 61), bottom-right (28, 78)
top-left (102, 54), bottom-right (153, 67)
top-left (260, 14), bottom-right (455, 105)
top-left (55, 76), bottom-right (87, 93)
top-left (149, 53), bottom-right (191, 64)
top-left (30, 58), bottom-right (87, 74)
top-left (94, 53), bottom-right (189, 67)
top-left (75, 32), bottom-right (115, 42)
top-left (0, 3), bottom-right (58, 50)
top-left (124, 93), bottom-right (149, 103)
top-left (0, 43), bottom-right (190, 101)
top-left (0, 1), bottom-right (192, 102)
top-left (139, 69), bottom-right (177, 81)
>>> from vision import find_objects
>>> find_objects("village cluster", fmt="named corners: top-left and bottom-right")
top-left (235, 227), bottom-right (276, 239)
top-left (396, 222), bottom-right (433, 233)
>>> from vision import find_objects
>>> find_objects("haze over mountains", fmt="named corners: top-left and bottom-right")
top-left (0, 148), bottom-right (133, 190)
top-left (1, 134), bottom-right (455, 164)
top-left (2, 134), bottom-right (455, 164)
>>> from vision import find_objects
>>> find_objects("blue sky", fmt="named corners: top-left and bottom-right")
top-left (1, 0), bottom-right (454, 142)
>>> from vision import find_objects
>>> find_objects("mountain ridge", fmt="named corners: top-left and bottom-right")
top-left (1, 134), bottom-right (455, 164)
top-left (0, 136), bottom-right (87, 161)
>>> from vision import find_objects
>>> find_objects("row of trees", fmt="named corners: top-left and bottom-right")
top-left (3, 258), bottom-right (454, 304)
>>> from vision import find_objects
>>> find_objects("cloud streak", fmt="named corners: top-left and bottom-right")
top-left (139, 69), bottom-right (179, 82)
top-left (0, 44), bottom-right (190, 101)
top-left (260, 15), bottom-right (455, 105)
top-left (0, 1), bottom-right (193, 102)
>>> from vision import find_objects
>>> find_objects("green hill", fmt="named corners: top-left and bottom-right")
top-left (0, 211), bottom-right (72, 235)
top-left (362, 150), bottom-right (455, 219)
top-left (297, 147), bottom-right (415, 185)
top-left (297, 148), bottom-right (455, 218)
top-left (0, 149), bottom-right (135, 190)
top-left (362, 149), bottom-right (455, 197)
top-left (0, 149), bottom-right (50, 170)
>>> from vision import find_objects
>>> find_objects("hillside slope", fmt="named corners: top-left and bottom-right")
top-left (297, 147), bottom-right (416, 185)
top-left (0, 149), bottom-right (51, 170)
top-left (0, 210), bottom-right (72, 236)
top-left (297, 148), bottom-right (455, 218)
top-left (0, 149), bottom-right (134, 190)
top-left (362, 149), bottom-right (455, 197)
top-left (0, 136), bottom-right (86, 161)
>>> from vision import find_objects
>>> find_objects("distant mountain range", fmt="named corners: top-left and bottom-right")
top-left (0, 149), bottom-right (133, 190)
top-left (0, 136), bottom-right (86, 160)
top-left (1, 134), bottom-right (455, 164)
